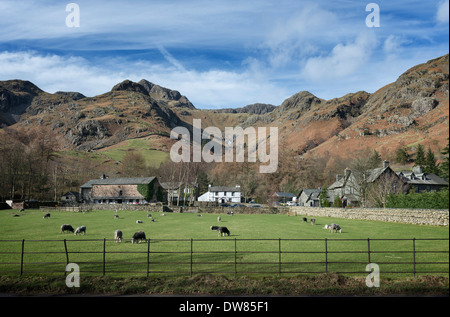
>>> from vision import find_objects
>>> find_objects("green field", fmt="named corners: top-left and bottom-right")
top-left (0, 209), bottom-right (448, 279)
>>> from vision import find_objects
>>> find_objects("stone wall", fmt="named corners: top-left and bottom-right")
top-left (289, 206), bottom-right (449, 226)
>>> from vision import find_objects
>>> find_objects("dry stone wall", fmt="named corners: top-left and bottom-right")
top-left (289, 206), bottom-right (449, 226)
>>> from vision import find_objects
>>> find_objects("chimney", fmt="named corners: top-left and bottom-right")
top-left (412, 165), bottom-right (423, 174)
top-left (344, 168), bottom-right (351, 179)
top-left (383, 160), bottom-right (389, 169)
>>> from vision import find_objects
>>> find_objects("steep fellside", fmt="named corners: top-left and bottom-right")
top-left (305, 54), bottom-right (449, 160)
top-left (0, 54), bottom-right (448, 166)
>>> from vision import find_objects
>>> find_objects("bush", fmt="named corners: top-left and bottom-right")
top-left (386, 188), bottom-right (449, 209)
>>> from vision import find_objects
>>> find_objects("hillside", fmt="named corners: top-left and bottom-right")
top-left (0, 54), bottom-right (448, 169)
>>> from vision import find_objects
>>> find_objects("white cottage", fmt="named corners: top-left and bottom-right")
top-left (197, 185), bottom-right (243, 203)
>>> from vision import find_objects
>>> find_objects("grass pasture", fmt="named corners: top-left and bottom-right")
top-left (0, 209), bottom-right (448, 280)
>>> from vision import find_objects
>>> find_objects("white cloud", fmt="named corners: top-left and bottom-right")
top-left (0, 50), bottom-right (288, 108)
top-left (437, 0), bottom-right (449, 23)
top-left (301, 31), bottom-right (378, 82)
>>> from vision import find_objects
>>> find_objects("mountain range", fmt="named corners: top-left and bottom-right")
top-left (0, 54), bottom-right (448, 168)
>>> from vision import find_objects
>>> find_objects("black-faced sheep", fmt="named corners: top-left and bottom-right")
top-left (43, 213), bottom-right (50, 219)
top-left (61, 224), bottom-right (75, 233)
top-left (302, 217), bottom-right (307, 223)
top-left (131, 231), bottom-right (147, 243)
top-left (114, 230), bottom-right (123, 243)
top-left (210, 226), bottom-right (230, 237)
top-left (310, 218), bottom-right (316, 225)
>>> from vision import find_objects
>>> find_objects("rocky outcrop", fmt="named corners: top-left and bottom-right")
top-left (277, 91), bottom-right (323, 113)
top-left (138, 79), bottom-right (195, 109)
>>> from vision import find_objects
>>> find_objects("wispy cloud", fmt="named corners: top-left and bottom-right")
top-left (437, 0), bottom-right (449, 23)
top-left (0, 0), bottom-right (448, 108)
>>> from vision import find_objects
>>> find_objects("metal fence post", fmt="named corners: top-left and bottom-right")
top-left (234, 238), bottom-right (237, 278)
top-left (278, 238), bottom-right (282, 277)
top-left (63, 239), bottom-right (69, 276)
top-left (147, 239), bottom-right (150, 278)
top-left (102, 238), bottom-right (106, 276)
top-left (325, 238), bottom-right (328, 273)
top-left (190, 238), bottom-right (193, 277)
top-left (412, 238), bottom-right (416, 278)
top-left (20, 239), bottom-right (25, 276)
top-left (367, 238), bottom-right (371, 264)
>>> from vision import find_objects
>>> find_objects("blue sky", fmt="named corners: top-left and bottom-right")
top-left (0, 0), bottom-right (448, 109)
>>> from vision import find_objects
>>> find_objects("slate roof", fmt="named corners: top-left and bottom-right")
top-left (272, 192), bottom-right (296, 198)
top-left (80, 177), bottom-right (156, 188)
top-left (209, 186), bottom-right (241, 192)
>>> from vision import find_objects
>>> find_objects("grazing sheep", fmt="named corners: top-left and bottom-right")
top-left (43, 213), bottom-right (51, 219)
top-left (136, 220), bottom-right (143, 224)
top-left (161, 213), bottom-right (165, 216)
top-left (74, 226), bottom-right (86, 235)
top-left (19, 208), bottom-right (25, 212)
top-left (217, 216), bottom-right (221, 222)
top-left (302, 217), bottom-right (307, 223)
top-left (197, 214), bottom-right (203, 217)
top-left (310, 218), bottom-right (316, 225)
top-left (226, 211), bottom-right (234, 216)
top-left (210, 226), bottom-right (230, 237)
top-left (114, 230), bottom-right (123, 243)
top-left (147, 213), bottom-right (152, 218)
top-left (61, 224), bottom-right (75, 233)
top-left (328, 223), bottom-right (342, 233)
top-left (131, 231), bottom-right (147, 244)
top-left (114, 214), bottom-right (119, 219)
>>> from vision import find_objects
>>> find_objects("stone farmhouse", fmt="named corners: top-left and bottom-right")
top-left (396, 166), bottom-right (448, 193)
top-left (197, 185), bottom-right (243, 203)
top-left (80, 175), bottom-right (161, 204)
top-left (327, 160), bottom-right (406, 207)
top-left (297, 189), bottom-right (322, 207)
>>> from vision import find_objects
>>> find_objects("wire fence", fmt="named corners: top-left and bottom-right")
top-left (0, 238), bottom-right (448, 278)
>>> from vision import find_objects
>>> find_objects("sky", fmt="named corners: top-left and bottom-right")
top-left (0, 0), bottom-right (448, 109)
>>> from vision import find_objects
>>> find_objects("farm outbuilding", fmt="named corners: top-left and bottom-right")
top-left (80, 175), bottom-right (162, 204)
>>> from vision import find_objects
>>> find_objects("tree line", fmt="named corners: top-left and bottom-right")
top-left (0, 127), bottom-right (448, 207)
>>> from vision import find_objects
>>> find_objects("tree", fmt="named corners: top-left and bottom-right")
top-left (424, 148), bottom-right (439, 174)
top-left (319, 187), bottom-right (330, 207)
top-left (439, 139), bottom-right (449, 180)
top-left (415, 144), bottom-right (425, 167)
top-left (395, 147), bottom-right (410, 164)
top-left (121, 152), bottom-right (147, 177)
top-left (368, 150), bottom-right (381, 168)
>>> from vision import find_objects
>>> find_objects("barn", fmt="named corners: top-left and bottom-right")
top-left (80, 175), bottom-right (162, 204)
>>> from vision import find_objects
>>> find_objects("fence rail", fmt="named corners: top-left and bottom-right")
top-left (0, 238), bottom-right (447, 278)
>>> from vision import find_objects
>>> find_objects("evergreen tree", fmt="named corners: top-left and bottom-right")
top-left (395, 147), bottom-right (410, 164)
top-left (319, 187), bottom-right (330, 207)
top-left (440, 139), bottom-right (449, 180)
top-left (415, 144), bottom-right (425, 166)
top-left (424, 148), bottom-right (439, 174)
top-left (368, 150), bottom-right (382, 168)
